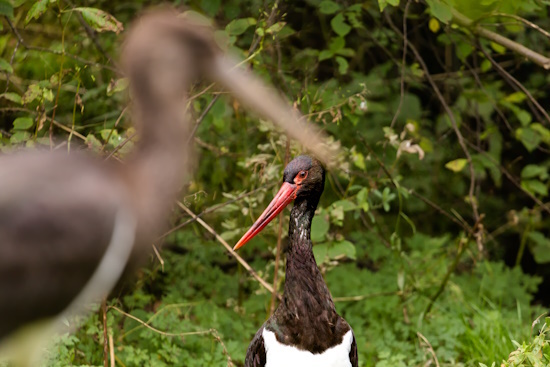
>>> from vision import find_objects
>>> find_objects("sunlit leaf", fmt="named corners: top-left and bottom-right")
top-left (25, 0), bottom-right (48, 24)
top-left (74, 7), bottom-right (124, 34)
top-left (445, 158), bottom-right (468, 172)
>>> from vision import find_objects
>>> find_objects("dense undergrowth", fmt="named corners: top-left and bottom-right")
top-left (1, 0), bottom-right (549, 366)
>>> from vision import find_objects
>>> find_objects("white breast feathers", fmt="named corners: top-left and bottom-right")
top-left (262, 328), bottom-right (353, 367)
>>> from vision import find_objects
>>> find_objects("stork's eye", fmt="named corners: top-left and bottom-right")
top-left (295, 170), bottom-right (308, 184)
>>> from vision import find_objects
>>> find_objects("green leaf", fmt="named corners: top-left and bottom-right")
top-left (318, 49), bottom-right (333, 61)
top-left (445, 158), bottom-right (468, 172)
top-left (0, 92), bottom-right (21, 104)
top-left (521, 179), bottom-right (548, 197)
top-left (225, 18), bottom-right (256, 36)
top-left (327, 240), bottom-right (356, 260)
top-left (527, 231), bottom-right (550, 263)
top-left (521, 165), bottom-right (548, 180)
top-left (0, 0), bottom-right (13, 18)
top-left (22, 84), bottom-right (42, 104)
top-left (107, 78), bottom-right (129, 96)
top-left (335, 56), bottom-right (349, 74)
top-left (266, 21), bottom-right (286, 35)
top-left (378, 0), bottom-right (400, 12)
top-left (330, 13), bottom-right (351, 37)
top-left (74, 7), bottom-right (123, 34)
top-left (516, 127), bottom-right (541, 152)
top-left (504, 91), bottom-right (527, 104)
top-left (25, 0), bottom-right (49, 24)
top-left (328, 37), bottom-right (345, 53)
top-left (319, 0), bottom-right (341, 14)
top-left (10, 131), bottom-right (30, 143)
top-left (490, 41), bottom-right (506, 54)
top-left (426, 0), bottom-right (453, 23)
top-left (0, 58), bottom-right (13, 74)
top-left (13, 117), bottom-right (34, 130)
top-left (311, 216), bottom-right (329, 242)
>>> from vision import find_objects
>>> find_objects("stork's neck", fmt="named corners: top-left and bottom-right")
top-left (281, 198), bottom-right (335, 315)
top-left (125, 101), bottom-right (191, 234)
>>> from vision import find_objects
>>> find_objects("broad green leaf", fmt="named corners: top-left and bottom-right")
top-left (531, 123), bottom-right (550, 145)
top-left (528, 231), bottom-right (550, 263)
top-left (318, 50), bottom-right (333, 61)
top-left (85, 133), bottom-right (102, 150)
top-left (335, 56), bottom-right (349, 74)
top-left (490, 41), bottom-right (506, 54)
top-left (504, 91), bottom-right (527, 104)
top-left (10, 131), bottom-right (30, 143)
top-left (107, 78), bottom-right (129, 96)
top-left (521, 165), bottom-right (548, 180)
top-left (328, 37), bottom-right (345, 53)
top-left (22, 84), bottom-right (42, 104)
top-left (13, 117), bottom-right (33, 130)
top-left (0, 58), bottom-right (13, 74)
top-left (319, 0), bottom-right (340, 14)
top-left (266, 21), bottom-right (286, 35)
top-left (0, 0), bottom-right (13, 18)
top-left (313, 243), bottom-right (328, 264)
top-left (25, 0), bottom-right (49, 24)
top-left (311, 216), bottom-right (329, 242)
top-left (225, 18), bottom-right (256, 36)
top-left (332, 199), bottom-right (357, 212)
top-left (426, 0), bottom-right (453, 23)
top-left (74, 7), bottom-right (123, 34)
top-left (445, 158), bottom-right (468, 172)
top-left (521, 179), bottom-right (548, 197)
top-left (330, 13), bottom-right (351, 37)
top-left (0, 92), bottom-right (21, 104)
top-left (378, 0), bottom-right (400, 12)
top-left (516, 127), bottom-right (541, 152)
top-left (327, 240), bottom-right (356, 260)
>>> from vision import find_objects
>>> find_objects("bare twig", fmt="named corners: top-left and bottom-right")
top-left (491, 13), bottom-right (550, 40)
top-left (177, 202), bottom-right (280, 299)
top-left (333, 291), bottom-right (401, 302)
top-left (479, 45), bottom-right (550, 126)
top-left (5, 17), bottom-right (117, 72)
top-left (417, 332), bottom-right (441, 367)
top-left (186, 94), bottom-right (220, 145)
top-left (102, 298), bottom-right (108, 367)
top-left (386, 13), bottom-right (480, 224)
top-left (108, 333), bottom-right (114, 367)
top-left (389, 0), bottom-right (411, 129)
top-left (451, 9), bottom-right (550, 69)
top-left (158, 184), bottom-right (274, 240)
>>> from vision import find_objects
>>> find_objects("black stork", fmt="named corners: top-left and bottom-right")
top-left (234, 155), bottom-right (358, 367)
top-left (0, 9), bottom-right (333, 346)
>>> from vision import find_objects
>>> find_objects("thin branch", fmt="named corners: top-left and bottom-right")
top-left (186, 94), bottom-right (220, 145)
top-left (102, 298), bottom-right (108, 367)
top-left (333, 291), bottom-right (401, 302)
top-left (389, 0), bottom-right (411, 129)
top-left (491, 13), bottom-right (550, 40)
top-left (158, 184), bottom-right (274, 240)
top-left (177, 202), bottom-right (280, 299)
top-left (5, 17), bottom-right (117, 72)
top-left (451, 9), bottom-right (550, 70)
top-left (479, 45), bottom-right (550, 126)
top-left (385, 13), bottom-right (480, 224)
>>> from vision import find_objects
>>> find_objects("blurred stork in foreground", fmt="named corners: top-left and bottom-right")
top-left (0, 8), bottom-right (331, 356)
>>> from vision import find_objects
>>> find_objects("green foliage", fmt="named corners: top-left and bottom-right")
top-left (1, 0), bottom-right (550, 366)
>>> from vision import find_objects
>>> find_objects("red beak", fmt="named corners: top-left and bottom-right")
top-left (233, 182), bottom-right (298, 250)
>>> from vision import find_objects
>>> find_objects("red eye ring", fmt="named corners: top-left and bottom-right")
top-left (295, 170), bottom-right (308, 184)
